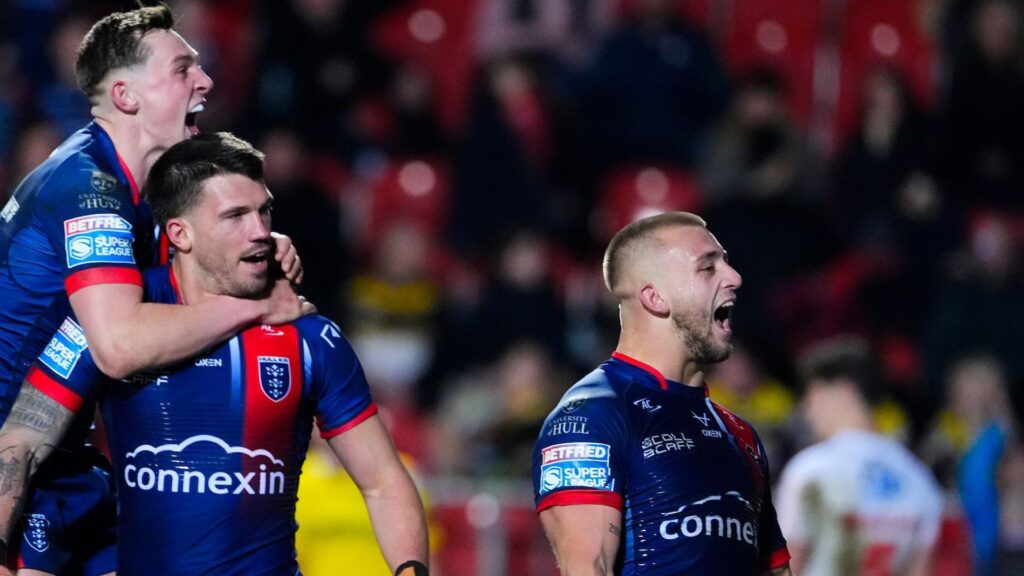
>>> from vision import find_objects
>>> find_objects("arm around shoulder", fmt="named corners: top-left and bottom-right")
top-left (69, 278), bottom-right (310, 378)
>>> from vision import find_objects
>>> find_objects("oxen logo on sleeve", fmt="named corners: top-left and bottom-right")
top-left (23, 514), bottom-right (50, 552)
top-left (258, 356), bottom-right (291, 402)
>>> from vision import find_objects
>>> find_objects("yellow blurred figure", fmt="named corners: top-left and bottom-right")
top-left (296, 435), bottom-right (431, 575)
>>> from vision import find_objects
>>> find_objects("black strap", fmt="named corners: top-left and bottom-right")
top-left (395, 560), bottom-right (429, 576)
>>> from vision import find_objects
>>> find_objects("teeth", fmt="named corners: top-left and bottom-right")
top-left (189, 103), bottom-right (205, 113)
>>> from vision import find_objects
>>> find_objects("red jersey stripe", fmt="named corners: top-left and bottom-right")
top-left (26, 365), bottom-right (85, 412)
top-left (65, 266), bottom-right (142, 295)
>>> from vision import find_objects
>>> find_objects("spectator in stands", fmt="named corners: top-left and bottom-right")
top-left (576, 0), bottom-right (729, 170)
top-left (345, 220), bottom-right (440, 406)
top-left (260, 127), bottom-right (349, 321)
top-left (431, 340), bottom-right (567, 479)
top-left (922, 211), bottom-right (1024, 412)
top-left (919, 354), bottom-right (1018, 575)
top-left (938, 0), bottom-right (1024, 212)
top-left (701, 69), bottom-right (831, 369)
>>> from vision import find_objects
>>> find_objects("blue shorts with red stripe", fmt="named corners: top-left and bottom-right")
top-left (9, 454), bottom-right (117, 576)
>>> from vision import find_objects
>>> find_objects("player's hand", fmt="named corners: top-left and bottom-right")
top-left (261, 278), bottom-right (316, 325)
top-left (271, 232), bottom-right (304, 285)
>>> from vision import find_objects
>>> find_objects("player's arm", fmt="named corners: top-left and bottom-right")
top-left (539, 504), bottom-right (621, 575)
top-left (327, 415), bottom-right (429, 574)
top-left (70, 275), bottom-right (310, 379)
top-left (762, 564), bottom-right (794, 576)
top-left (0, 383), bottom-right (76, 548)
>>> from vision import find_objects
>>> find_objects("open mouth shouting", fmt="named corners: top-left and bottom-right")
top-left (713, 300), bottom-right (735, 335)
top-left (185, 103), bottom-right (204, 137)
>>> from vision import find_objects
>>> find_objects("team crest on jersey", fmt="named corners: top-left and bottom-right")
top-left (23, 514), bottom-right (49, 553)
top-left (258, 356), bottom-right (291, 402)
top-left (91, 171), bottom-right (118, 193)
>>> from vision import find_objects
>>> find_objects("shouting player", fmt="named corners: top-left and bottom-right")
top-left (533, 212), bottom-right (791, 575)
top-left (0, 133), bottom-right (429, 576)
top-left (0, 6), bottom-right (308, 575)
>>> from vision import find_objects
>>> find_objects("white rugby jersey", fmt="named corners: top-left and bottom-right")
top-left (776, 430), bottom-right (943, 576)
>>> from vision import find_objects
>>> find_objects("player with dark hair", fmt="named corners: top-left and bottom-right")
top-left (0, 6), bottom-right (308, 574)
top-left (0, 133), bottom-right (429, 576)
top-left (533, 212), bottom-right (791, 575)
top-left (776, 336), bottom-right (943, 576)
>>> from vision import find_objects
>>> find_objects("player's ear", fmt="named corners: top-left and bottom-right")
top-left (638, 283), bottom-right (669, 318)
top-left (109, 78), bottom-right (139, 114)
top-left (164, 217), bottom-right (192, 252)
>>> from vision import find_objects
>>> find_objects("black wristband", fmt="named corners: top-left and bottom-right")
top-left (394, 559), bottom-right (428, 576)
top-left (0, 538), bottom-right (7, 565)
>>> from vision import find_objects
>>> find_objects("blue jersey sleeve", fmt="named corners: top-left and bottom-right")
top-left (532, 378), bottom-right (629, 513)
top-left (36, 164), bottom-right (142, 295)
top-left (299, 316), bottom-right (376, 438)
top-left (26, 315), bottom-right (105, 413)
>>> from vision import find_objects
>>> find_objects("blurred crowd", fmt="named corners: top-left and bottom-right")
top-left (4, 0), bottom-right (1024, 572)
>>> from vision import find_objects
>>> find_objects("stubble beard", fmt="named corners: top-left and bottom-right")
top-left (672, 307), bottom-right (732, 365)
top-left (195, 250), bottom-right (270, 299)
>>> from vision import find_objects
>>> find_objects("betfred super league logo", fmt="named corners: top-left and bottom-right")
top-left (258, 356), bottom-right (291, 402)
top-left (24, 513), bottom-right (49, 552)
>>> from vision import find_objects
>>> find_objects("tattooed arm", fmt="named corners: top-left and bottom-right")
top-left (0, 382), bottom-right (75, 545)
top-left (539, 504), bottom-right (622, 575)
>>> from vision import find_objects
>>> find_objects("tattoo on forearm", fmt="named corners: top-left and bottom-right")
top-left (609, 524), bottom-right (621, 537)
top-left (6, 386), bottom-right (69, 433)
top-left (0, 446), bottom-right (24, 498)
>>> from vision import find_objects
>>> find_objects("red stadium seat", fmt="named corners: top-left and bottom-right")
top-left (834, 0), bottom-right (938, 143)
top-left (722, 0), bottom-right (824, 124)
top-left (362, 157), bottom-right (451, 253)
top-left (373, 0), bottom-right (477, 133)
top-left (594, 165), bottom-right (705, 243)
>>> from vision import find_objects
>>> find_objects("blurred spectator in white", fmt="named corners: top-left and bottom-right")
top-left (919, 355), bottom-right (1019, 575)
top-left (777, 336), bottom-right (945, 576)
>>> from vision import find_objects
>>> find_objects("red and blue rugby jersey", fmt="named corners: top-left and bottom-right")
top-left (0, 121), bottom-right (156, 418)
top-left (533, 353), bottom-right (790, 575)
top-left (27, 266), bottom-right (377, 576)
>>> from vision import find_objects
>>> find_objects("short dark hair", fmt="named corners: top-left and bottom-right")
top-left (145, 132), bottom-right (265, 226)
top-left (797, 335), bottom-right (883, 406)
top-left (602, 211), bottom-right (706, 295)
top-left (75, 4), bottom-right (174, 98)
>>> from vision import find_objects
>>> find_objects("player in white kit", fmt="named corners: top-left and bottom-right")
top-left (776, 336), bottom-right (944, 576)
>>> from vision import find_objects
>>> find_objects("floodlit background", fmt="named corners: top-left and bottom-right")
top-left (2, 0), bottom-right (1023, 574)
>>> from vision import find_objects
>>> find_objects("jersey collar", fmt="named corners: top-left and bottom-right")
top-left (90, 121), bottom-right (141, 205)
top-left (610, 352), bottom-right (709, 398)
